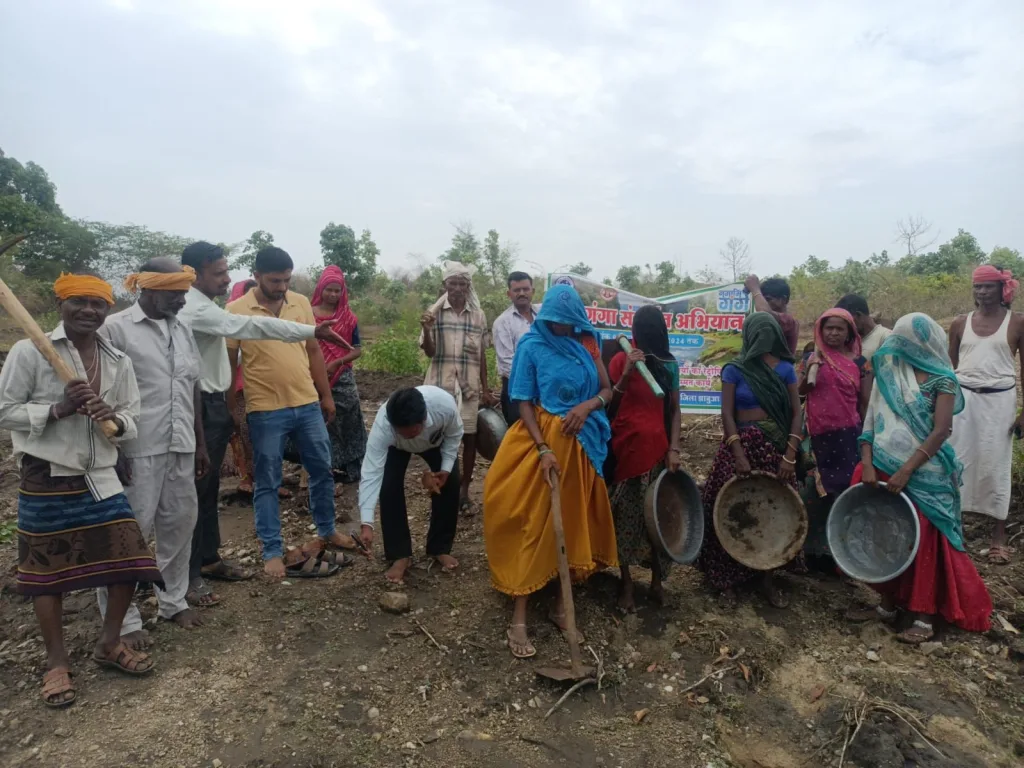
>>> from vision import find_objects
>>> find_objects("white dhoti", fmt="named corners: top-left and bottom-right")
top-left (97, 452), bottom-right (198, 633)
top-left (949, 388), bottom-right (1015, 521)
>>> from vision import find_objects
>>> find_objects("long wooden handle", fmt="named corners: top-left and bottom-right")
top-left (617, 336), bottom-right (665, 398)
top-left (549, 476), bottom-right (585, 676)
top-left (0, 255), bottom-right (119, 440)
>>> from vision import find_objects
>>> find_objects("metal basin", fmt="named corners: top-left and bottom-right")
top-left (712, 471), bottom-right (808, 571)
top-left (643, 469), bottom-right (705, 564)
top-left (476, 407), bottom-right (508, 462)
top-left (827, 482), bottom-right (920, 584)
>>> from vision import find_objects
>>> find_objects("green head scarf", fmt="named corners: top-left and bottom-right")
top-left (723, 312), bottom-right (794, 440)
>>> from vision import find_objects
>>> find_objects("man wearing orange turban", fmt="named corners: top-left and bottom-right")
top-left (0, 272), bottom-right (161, 704)
top-left (948, 264), bottom-right (1024, 564)
top-left (96, 257), bottom-right (209, 638)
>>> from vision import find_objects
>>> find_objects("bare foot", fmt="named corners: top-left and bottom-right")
top-left (120, 630), bottom-right (152, 650)
top-left (264, 557), bottom-right (286, 580)
top-left (433, 554), bottom-right (459, 573)
top-left (617, 580), bottom-right (636, 614)
top-left (385, 557), bottom-right (412, 585)
top-left (648, 581), bottom-right (667, 607)
top-left (170, 609), bottom-right (204, 629)
top-left (548, 612), bottom-right (585, 645)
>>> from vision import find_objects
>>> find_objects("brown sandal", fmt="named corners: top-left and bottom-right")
top-left (93, 642), bottom-right (155, 675)
top-left (988, 545), bottom-right (1012, 565)
top-left (41, 666), bottom-right (76, 708)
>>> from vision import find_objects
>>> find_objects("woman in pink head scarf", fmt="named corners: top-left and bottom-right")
top-left (798, 308), bottom-right (872, 568)
top-left (310, 266), bottom-right (367, 483)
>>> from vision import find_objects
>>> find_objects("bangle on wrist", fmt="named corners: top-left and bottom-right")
top-left (781, 456), bottom-right (796, 465)
top-left (538, 448), bottom-right (553, 458)
top-left (595, 395), bottom-right (607, 409)
top-left (535, 443), bottom-right (549, 453)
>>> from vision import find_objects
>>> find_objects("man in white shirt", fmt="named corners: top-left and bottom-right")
top-left (836, 294), bottom-right (891, 362)
top-left (492, 271), bottom-right (538, 424)
top-left (178, 242), bottom-right (347, 600)
top-left (357, 387), bottom-right (464, 584)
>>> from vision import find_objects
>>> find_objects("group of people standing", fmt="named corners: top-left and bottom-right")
top-left (3, 252), bottom-right (1018, 702)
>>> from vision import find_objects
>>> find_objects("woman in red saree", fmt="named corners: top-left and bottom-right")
top-left (799, 308), bottom-right (870, 567)
top-left (310, 266), bottom-right (367, 483)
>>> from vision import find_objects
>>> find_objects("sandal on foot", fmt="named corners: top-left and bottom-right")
top-left (507, 624), bottom-right (537, 659)
top-left (988, 545), bottom-right (1012, 565)
top-left (896, 620), bottom-right (935, 645)
top-left (41, 667), bottom-right (76, 708)
top-left (459, 499), bottom-right (478, 517)
top-left (285, 554), bottom-right (342, 579)
top-left (186, 584), bottom-right (221, 608)
top-left (201, 560), bottom-right (253, 582)
top-left (93, 642), bottom-right (155, 675)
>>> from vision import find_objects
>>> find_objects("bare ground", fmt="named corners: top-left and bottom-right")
top-left (0, 370), bottom-right (1022, 768)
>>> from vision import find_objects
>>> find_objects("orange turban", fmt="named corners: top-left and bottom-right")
top-left (53, 273), bottom-right (115, 305)
top-left (123, 265), bottom-right (197, 294)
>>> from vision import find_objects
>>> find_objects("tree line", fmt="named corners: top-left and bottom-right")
top-left (2, 147), bottom-right (1018, 332)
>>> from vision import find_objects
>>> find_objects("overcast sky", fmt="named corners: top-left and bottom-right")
top-left (3, 0), bottom-right (1023, 281)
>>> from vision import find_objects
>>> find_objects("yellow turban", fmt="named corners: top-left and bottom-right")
top-left (123, 265), bottom-right (197, 294)
top-left (54, 273), bottom-right (115, 305)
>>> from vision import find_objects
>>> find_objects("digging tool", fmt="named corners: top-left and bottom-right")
top-left (0, 234), bottom-right (119, 439)
top-left (616, 336), bottom-right (664, 398)
top-left (534, 475), bottom-right (596, 683)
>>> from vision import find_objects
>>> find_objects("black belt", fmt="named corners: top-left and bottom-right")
top-left (201, 391), bottom-right (226, 401)
top-left (961, 385), bottom-right (1015, 394)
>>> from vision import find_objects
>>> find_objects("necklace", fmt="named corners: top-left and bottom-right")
top-left (83, 342), bottom-right (100, 382)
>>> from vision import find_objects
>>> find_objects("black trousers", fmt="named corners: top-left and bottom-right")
top-left (191, 392), bottom-right (235, 580)
top-left (500, 377), bottom-right (520, 426)
top-left (380, 446), bottom-right (459, 561)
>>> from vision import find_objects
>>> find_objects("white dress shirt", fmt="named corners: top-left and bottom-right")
top-left (492, 303), bottom-right (539, 378)
top-left (0, 326), bottom-right (140, 500)
top-left (178, 286), bottom-right (316, 394)
top-left (358, 386), bottom-right (464, 526)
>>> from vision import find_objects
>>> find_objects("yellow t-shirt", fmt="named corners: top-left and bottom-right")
top-left (226, 290), bottom-right (319, 413)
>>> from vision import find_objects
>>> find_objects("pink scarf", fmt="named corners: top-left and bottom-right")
top-left (230, 280), bottom-right (255, 393)
top-left (311, 266), bottom-right (359, 386)
top-left (973, 264), bottom-right (1019, 304)
top-left (806, 308), bottom-right (862, 436)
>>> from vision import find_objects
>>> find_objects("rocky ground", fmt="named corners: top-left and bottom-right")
top-left (0, 370), bottom-right (1022, 768)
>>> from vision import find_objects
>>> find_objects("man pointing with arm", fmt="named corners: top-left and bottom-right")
top-left (178, 242), bottom-right (347, 602)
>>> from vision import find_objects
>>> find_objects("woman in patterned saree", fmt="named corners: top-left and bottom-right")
top-left (849, 313), bottom-right (992, 642)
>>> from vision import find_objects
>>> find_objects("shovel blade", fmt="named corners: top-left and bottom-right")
top-left (534, 665), bottom-right (596, 682)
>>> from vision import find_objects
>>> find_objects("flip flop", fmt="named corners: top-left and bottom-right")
top-left (988, 545), bottom-right (1012, 565)
top-left (507, 625), bottom-right (537, 659)
top-left (896, 620), bottom-right (935, 645)
top-left (186, 584), bottom-right (222, 608)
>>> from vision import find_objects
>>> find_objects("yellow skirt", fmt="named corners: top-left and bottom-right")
top-left (483, 408), bottom-right (618, 596)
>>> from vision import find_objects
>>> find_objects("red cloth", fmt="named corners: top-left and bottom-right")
top-left (310, 266), bottom-right (359, 386)
top-left (806, 309), bottom-right (862, 436)
top-left (608, 351), bottom-right (668, 483)
top-left (851, 464), bottom-right (992, 632)
top-left (972, 264), bottom-right (1019, 304)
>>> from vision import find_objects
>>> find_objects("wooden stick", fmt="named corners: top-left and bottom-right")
top-left (0, 235), bottom-right (118, 439)
top-left (616, 336), bottom-right (665, 398)
top-left (549, 476), bottom-right (585, 677)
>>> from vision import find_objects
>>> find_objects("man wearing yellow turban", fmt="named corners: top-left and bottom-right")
top-left (1, 272), bottom-right (161, 705)
top-left (97, 258), bottom-right (209, 637)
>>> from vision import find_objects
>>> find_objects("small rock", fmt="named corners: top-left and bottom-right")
top-left (403, 741), bottom-right (418, 750)
top-left (19, 733), bottom-right (34, 747)
top-left (663, 686), bottom-right (674, 693)
top-left (372, 732), bottom-right (382, 743)
top-left (379, 592), bottom-right (411, 614)
top-left (358, 665), bottom-right (369, 673)
top-left (212, 760), bottom-right (223, 768)
top-left (866, 650), bottom-right (881, 662)
top-left (920, 641), bottom-right (944, 657)
top-left (368, 707), bottom-right (380, 720)
top-left (987, 643), bottom-right (1001, 655)
top-left (670, 652), bottom-right (681, 661)
top-left (457, 730), bottom-right (493, 741)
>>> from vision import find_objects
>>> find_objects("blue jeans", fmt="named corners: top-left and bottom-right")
top-left (248, 403), bottom-right (336, 560)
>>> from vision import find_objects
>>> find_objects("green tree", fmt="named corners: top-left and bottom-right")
top-left (231, 230), bottom-right (275, 272)
top-left (320, 223), bottom-right (378, 292)
top-left (86, 222), bottom-right (192, 289)
top-left (567, 261), bottom-right (593, 277)
top-left (899, 229), bottom-right (986, 276)
top-left (441, 223), bottom-right (482, 266)
top-left (616, 265), bottom-right (642, 291)
top-left (988, 245), bottom-right (1024, 276)
top-left (0, 148), bottom-right (97, 279)
top-left (482, 228), bottom-right (516, 283)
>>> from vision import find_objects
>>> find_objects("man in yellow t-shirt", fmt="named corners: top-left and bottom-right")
top-left (226, 246), bottom-right (357, 579)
